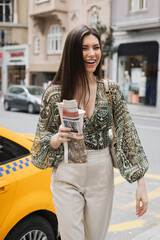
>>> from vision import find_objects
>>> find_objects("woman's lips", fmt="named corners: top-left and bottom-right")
top-left (85, 60), bottom-right (96, 64)
top-left (84, 60), bottom-right (96, 67)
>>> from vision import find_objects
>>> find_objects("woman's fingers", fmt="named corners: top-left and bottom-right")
top-left (136, 199), bottom-right (148, 217)
top-left (50, 124), bottom-right (74, 149)
top-left (59, 136), bottom-right (72, 143)
top-left (50, 128), bottom-right (73, 149)
top-left (58, 131), bottom-right (73, 139)
top-left (58, 125), bottom-right (72, 138)
top-left (136, 178), bottom-right (148, 217)
top-left (136, 208), bottom-right (146, 217)
top-left (59, 124), bottom-right (72, 132)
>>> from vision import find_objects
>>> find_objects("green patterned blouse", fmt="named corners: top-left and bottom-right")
top-left (31, 79), bottom-right (149, 183)
top-left (82, 79), bottom-right (112, 149)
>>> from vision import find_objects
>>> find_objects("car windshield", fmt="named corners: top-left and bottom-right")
top-left (27, 87), bottom-right (44, 96)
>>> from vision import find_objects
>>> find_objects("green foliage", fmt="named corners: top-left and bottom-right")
top-left (95, 21), bottom-right (107, 35)
top-left (95, 21), bottom-right (118, 59)
top-left (0, 40), bottom-right (5, 47)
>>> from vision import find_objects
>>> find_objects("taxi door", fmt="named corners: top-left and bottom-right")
top-left (0, 163), bottom-right (16, 226)
top-left (0, 131), bottom-right (30, 228)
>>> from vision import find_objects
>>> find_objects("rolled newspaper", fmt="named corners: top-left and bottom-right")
top-left (57, 100), bottom-right (87, 164)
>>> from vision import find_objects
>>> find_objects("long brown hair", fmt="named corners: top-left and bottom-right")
top-left (52, 25), bottom-right (102, 106)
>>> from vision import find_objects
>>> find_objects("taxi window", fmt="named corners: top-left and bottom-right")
top-left (0, 136), bottom-right (30, 164)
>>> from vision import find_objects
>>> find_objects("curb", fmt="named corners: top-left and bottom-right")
top-left (1, 100), bottom-right (160, 119)
top-left (127, 105), bottom-right (160, 119)
top-left (130, 112), bottom-right (160, 119)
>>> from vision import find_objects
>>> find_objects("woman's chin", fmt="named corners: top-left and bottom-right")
top-left (86, 68), bottom-right (96, 74)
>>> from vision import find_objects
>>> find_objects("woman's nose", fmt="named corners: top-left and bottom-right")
top-left (88, 48), bottom-right (95, 56)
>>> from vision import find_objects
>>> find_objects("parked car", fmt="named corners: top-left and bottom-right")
top-left (4, 85), bottom-right (44, 113)
top-left (0, 126), bottom-right (60, 240)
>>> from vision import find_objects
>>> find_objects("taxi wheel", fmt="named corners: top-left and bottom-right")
top-left (5, 214), bottom-right (56, 240)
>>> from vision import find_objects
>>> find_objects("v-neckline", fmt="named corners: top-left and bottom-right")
top-left (84, 80), bottom-right (99, 121)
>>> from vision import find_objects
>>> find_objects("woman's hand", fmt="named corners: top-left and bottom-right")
top-left (136, 177), bottom-right (148, 217)
top-left (50, 124), bottom-right (73, 149)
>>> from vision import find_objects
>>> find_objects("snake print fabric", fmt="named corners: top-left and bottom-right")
top-left (31, 79), bottom-right (149, 183)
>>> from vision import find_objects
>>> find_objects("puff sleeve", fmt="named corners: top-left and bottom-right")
top-left (31, 85), bottom-right (64, 169)
top-left (110, 81), bottom-right (149, 183)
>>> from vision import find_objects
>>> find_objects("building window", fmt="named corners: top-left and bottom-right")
top-left (0, 0), bottom-right (12, 22)
top-left (90, 7), bottom-right (99, 28)
top-left (0, 29), bottom-right (6, 46)
top-left (34, 37), bottom-right (40, 54)
top-left (129, 0), bottom-right (147, 11)
top-left (117, 41), bottom-right (158, 106)
top-left (47, 25), bottom-right (62, 54)
top-left (91, 12), bottom-right (99, 28)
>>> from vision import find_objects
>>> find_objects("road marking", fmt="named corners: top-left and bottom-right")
top-left (114, 168), bottom-right (119, 174)
top-left (111, 171), bottom-right (160, 233)
top-left (114, 175), bottom-right (126, 185)
top-left (145, 173), bottom-right (160, 180)
top-left (109, 219), bottom-right (146, 232)
top-left (120, 187), bottom-right (160, 209)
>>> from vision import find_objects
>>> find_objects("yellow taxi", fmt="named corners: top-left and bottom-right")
top-left (0, 126), bottom-right (59, 240)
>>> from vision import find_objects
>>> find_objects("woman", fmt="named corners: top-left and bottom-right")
top-left (31, 25), bottom-right (149, 240)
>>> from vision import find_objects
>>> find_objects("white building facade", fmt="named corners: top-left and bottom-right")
top-left (2, 45), bottom-right (29, 95)
top-left (0, 0), bottom-right (28, 98)
top-left (28, 0), bottom-right (112, 86)
top-left (110, 0), bottom-right (160, 107)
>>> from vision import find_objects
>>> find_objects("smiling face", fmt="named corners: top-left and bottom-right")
top-left (82, 34), bottom-right (101, 76)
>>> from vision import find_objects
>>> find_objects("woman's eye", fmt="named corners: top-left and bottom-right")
top-left (82, 46), bottom-right (100, 51)
top-left (94, 46), bottom-right (100, 50)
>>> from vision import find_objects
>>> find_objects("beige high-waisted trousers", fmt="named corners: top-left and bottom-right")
top-left (50, 147), bottom-right (114, 240)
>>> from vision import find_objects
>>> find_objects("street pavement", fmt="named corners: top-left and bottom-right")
top-left (1, 100), bottom-right (160, 239)
top-left (1, 96), bottom-right (160, 118)
top-left (120, 103), bottom-right (160, 240)
top-left (131, 224), bottom-right (160, 240)
top-left (127, 103), bottom-right (160, 119)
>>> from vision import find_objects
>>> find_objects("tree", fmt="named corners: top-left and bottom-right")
top-left (96, 21), bottom-right (118, 59)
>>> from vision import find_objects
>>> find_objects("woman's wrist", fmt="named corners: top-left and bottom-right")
top-left (137, 177), bottom-right (145, 185)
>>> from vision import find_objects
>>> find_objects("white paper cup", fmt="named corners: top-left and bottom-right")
top-left (78, 109), bottom-right (85, 127)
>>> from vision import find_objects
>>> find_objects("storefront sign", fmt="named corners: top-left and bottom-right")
top-left (6, 50), bottom-right (25, 64)
top-left (10, 60), bottom-right (22, 62)
top-left (10, 52), bottom-right (24, 57)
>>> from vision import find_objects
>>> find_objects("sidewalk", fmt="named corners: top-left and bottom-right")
top-left (1, 97), bottom-right (160, 119)
top-left (127, 103), bottom-right (160, 119)
top-left (131, 223), bottom-right (160, 240)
